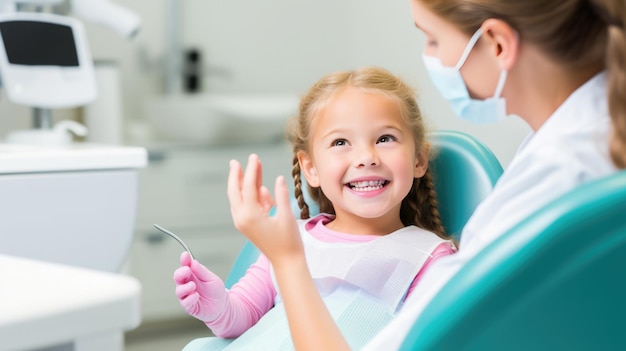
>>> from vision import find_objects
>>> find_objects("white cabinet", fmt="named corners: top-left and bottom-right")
top-left (127, 142), bottom-right (292, 322)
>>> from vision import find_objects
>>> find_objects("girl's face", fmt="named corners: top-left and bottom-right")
top-left (411, 0), bottom-right (501, 100)
top-left (298, 87), bottom-right (428, 235)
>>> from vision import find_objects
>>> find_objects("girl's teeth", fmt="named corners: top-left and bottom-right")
top-left (349, 180), bottom-right (385, 191)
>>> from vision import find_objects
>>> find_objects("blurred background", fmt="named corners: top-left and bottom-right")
top-left (0, 0), bottom-right (531, 159)
top-left (0, 1), bottom-right (530, 350)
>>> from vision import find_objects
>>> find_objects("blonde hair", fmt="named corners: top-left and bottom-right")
top-left (286, 66), bottom-right (448, 240)
top-left (592, 0), bottom-right (626, 168)
top-left (416, 0), bottom-right (626, 168)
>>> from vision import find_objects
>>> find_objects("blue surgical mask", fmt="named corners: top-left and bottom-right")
top-left (422, 28), bottom-right (509, 124)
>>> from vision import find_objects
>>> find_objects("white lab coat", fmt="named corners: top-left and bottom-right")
top-left (363, 71), bottom-right (617, 351)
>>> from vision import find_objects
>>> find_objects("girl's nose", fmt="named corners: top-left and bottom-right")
top-left (354, 147), bottom-right (379, 168)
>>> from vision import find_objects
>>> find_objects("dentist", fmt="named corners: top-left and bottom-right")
top-left (227, 0), bottom-right (626, 350)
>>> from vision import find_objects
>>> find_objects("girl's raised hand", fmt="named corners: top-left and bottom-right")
top-left (229, 154), bottom-right (351, 351)
top-left (227, 154), bottom-right (304, 266)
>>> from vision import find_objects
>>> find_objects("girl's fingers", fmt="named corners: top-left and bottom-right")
top-left (180, 251), bottom-right (192, 266)
top-left (228, 155), bottom-right (277, 228)
top-left (175, 281), bottom-right (196, 300)
top-left (227, 159), bottom-right (243, 208)
top-left (189, 260), bottom-right (216, 283)
top-left (274, 175), bottom-right (292, 218)
top-left (259, 185), bottom-right (275, 214)
top-left (173, 266), bottom-right (192, 284)
top-left (257, 156), bottom-right (264, 192)
top-left (242, 154), bottom-right (261, 204)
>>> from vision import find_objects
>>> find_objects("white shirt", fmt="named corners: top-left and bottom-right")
top-left (363, 72), bottom-right (617, 351)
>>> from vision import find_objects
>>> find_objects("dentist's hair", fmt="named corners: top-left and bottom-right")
top-left (415, 0), bottom-right (626, 168)
top-left (594, 0), bottom-right (626, 169)
top-left (286, 66), bottom-right (447, 239)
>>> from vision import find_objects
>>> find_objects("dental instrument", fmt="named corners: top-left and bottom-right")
top-left (71, 0), bottom-right (141, 39)
top-left (153, 224), bottom-right (195, 260)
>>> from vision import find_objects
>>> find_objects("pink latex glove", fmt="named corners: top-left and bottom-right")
top-left (173, 251), bottom-right (228, 322)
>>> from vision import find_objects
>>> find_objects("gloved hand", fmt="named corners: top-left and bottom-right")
top-left (174, 251), bottom-right (228, 322)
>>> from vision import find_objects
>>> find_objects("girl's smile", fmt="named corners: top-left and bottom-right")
top-left (345, 177), bottom-right (389, 197)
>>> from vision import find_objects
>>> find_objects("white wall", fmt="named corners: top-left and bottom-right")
top-left (0, 0), bottom-right (530, 166)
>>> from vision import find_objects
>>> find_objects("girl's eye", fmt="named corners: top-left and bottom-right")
top-left (377, 135), bottom-right (397, 143)
top-left (331, 139), bottom-right (348, 147)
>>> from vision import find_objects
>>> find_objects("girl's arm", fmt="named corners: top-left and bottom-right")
top-left (272, 248), bottom-right (349, 351)
top-left (211, 255), bottom-right (277, 337)
top-left (227, 154), bottom-right (350, 351)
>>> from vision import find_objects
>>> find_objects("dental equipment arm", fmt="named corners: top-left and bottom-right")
top-left (71, 0), bottom-right (140, 39)
top-left (0, 0), bottom-right (56, 12)
top-left (0, 0), bottom-right (140, 38)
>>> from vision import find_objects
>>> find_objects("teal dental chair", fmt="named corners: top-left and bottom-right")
top-left (400, 170), bottom-right (626, 351)
top-left (225, 130), bottom-right (503, 288)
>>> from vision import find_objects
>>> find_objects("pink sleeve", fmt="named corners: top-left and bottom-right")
top-left (405, 242), bottom-right (456, 299)
top-left (206, 254), bottom-right (277, 338)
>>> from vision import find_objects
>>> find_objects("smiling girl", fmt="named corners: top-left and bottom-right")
top-left (174, 66), bottom-right (456, 350)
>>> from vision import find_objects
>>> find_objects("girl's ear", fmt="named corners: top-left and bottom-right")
top-left (297, 151), bottom-right (320, 187)
top-left (481, 18), bottom-right (519, 71)
top-left (414, 143), bottom-right (430, 178)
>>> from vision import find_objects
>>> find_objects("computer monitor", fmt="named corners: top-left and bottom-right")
top-left (0, 12), bottom-right (96, 109)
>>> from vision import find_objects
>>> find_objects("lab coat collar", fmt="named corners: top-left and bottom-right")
top-left (515, 71), bottom-right (608, 156)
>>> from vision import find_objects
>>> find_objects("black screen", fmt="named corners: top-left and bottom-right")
top-left (0, 20), bottom-right (79, 66)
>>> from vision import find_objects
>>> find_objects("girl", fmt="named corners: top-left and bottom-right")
top-left (228, 0), bottom-right (626, 350)
top-left (175, 66), bottom-right (456, 350)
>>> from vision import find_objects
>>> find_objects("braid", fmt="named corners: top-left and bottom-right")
top-left (291, 154), bottom-right (310, 219)
top-left (420, 169), bottom-right (447, 239)
top-left (401, 168), bottom-right (456, 247)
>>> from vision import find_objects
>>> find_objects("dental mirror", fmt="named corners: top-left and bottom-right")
top-left (153, 224), bottom-right (194, 260)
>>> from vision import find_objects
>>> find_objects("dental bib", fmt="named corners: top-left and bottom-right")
top-left (210, 220), bottom-right (446, 351)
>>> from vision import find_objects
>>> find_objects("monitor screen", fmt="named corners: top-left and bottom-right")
top-left (0, 13), bottom-right (96, 108)
top-left (0, 20), bottom-right (79, 66)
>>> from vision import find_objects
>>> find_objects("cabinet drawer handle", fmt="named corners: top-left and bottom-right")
top-left (146, 232), bottom-right (166, 244)
top-left (148, 151), bottom-right (167, 163)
